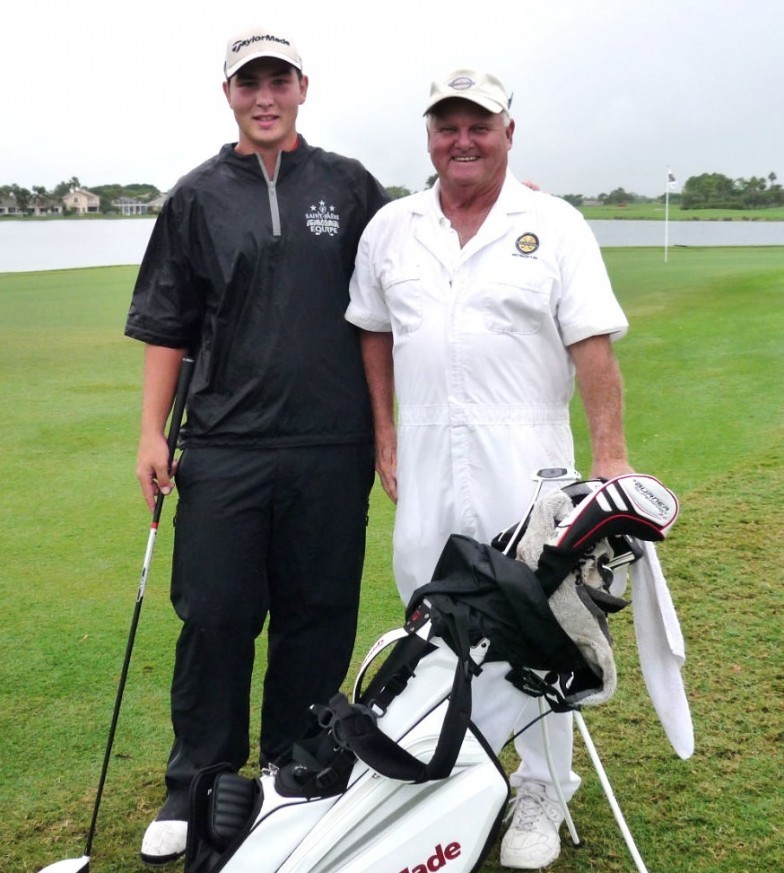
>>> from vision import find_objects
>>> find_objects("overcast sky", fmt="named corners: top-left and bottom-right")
top-left (3, 0), bottom-right (782, 198)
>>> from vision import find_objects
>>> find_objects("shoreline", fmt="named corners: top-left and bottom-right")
top-left (2, 209), bottom-right (784, 224)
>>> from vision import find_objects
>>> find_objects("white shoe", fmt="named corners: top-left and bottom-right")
top-left (500, 781), bottom-right (564, 869)
top-left (140, 818), bottom-right (188, 866)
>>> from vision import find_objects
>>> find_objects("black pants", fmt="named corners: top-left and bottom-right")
top-left (161, 443), bottom-right (374, 813)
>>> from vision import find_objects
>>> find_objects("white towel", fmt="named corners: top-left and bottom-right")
top-left (630, 541), bottom-right (695, 759)
top-left (517, 490), bottom-right (618, 706)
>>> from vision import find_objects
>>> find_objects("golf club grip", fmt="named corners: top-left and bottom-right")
top-left (166, 355), bottom-right (195, 462)
top-left (149, 355), bottom-right (194, 526)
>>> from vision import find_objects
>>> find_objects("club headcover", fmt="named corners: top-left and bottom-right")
top-left (551, 474), bottom-right (679, 556)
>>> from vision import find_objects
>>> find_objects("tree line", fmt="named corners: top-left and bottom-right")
top-left (679, 172), bottom-right (782, 209)
top-left (559, 171), bottom-right (782, 210)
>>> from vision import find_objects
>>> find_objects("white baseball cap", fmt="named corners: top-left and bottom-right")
top-left (224, 27), bottom-right (302, 78)
top-left (424, 69), bottom-right (512, 115)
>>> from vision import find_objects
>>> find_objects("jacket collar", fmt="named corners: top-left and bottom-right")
top-left (220, 135), bottom-right (314, 179)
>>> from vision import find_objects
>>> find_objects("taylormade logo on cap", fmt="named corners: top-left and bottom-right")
top-left (424, 68), bottom-right (512, 116)
top-left (224, 28), bottom-right (302, 78)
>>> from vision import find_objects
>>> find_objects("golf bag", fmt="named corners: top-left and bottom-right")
top-left (184, 474), bottom-right (679, 873)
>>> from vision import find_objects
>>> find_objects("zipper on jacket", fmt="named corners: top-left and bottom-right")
top-left (256, 153), bottom-right (282, 237)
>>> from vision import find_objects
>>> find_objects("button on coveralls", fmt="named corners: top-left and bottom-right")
top-left (347, 174), bottom-right (628, 799)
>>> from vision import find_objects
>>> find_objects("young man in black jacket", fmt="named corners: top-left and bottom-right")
top-left (125, 26), bottom-right (389, 865)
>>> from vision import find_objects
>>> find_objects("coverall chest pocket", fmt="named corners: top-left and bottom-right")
top-left (382, 267), bottom-right (424, 334)
top-left (482, 276), bottom-right (552, 335)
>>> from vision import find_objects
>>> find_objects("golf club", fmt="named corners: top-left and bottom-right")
top-left (496, 466), bottom-right (581, 557)
top-left (38, 355), bottom-right (194, 873)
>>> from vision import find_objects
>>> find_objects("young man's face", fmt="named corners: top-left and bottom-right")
top-left (223, 58), bottom-right (308, 156)
top-left (427, 100), bottom-right (514, 193)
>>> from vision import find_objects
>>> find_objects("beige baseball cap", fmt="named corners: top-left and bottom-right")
top-left (224, 27), bottom-right (302, 78)
top-left (424, 69), bottom-right (511, 115)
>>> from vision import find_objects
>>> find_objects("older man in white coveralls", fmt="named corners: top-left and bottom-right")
top-left (346, 69), bottom-right (633, 869)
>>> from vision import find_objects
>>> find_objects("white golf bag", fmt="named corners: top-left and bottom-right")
top-left (184, 475), bottom-right (679, 873)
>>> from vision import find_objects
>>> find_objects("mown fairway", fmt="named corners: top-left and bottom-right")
top-left (1, 246), bottom-right (782, 872)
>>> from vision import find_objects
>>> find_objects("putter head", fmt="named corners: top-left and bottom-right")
top-left (552, 474), bottom-right (679, 555)
top-left (38, 857), bottom-right (90, 873)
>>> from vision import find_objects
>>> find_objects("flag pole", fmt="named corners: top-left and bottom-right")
top-left (664, 168), bottom-right (670, 263)
top-left (664, 167), bottom-right (677, 263)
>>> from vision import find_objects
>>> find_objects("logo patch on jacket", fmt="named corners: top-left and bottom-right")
top-left (515, 232), bottom-right (539, 255)
top-left (306, 201), bottom-right (341, 236)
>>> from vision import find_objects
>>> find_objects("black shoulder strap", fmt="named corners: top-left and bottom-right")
top-left (324, 600), bottom-right (476, 783)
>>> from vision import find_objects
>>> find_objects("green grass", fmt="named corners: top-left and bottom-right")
top-left (1, 248), bottom-right (782, 872)
top-left (578, 203), bottom-right (784, 221)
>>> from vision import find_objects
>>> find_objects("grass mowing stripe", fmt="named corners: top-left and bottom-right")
top-left (1, 248), bottom-right (782, 871)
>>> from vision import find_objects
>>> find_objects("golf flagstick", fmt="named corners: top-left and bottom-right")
top-left (39, 355), bottom-right (194, 873)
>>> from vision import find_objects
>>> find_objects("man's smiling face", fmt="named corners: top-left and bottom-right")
top-left (427, 99), bottom-right (514, 194)
top-left (223, 57), bottom-right (308, 156)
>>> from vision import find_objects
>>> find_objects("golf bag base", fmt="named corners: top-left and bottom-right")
top-left (186, 642), bottom-right (509, 873)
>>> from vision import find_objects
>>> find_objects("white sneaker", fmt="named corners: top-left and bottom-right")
top-left (500, 781), bottom-right (564, 869)
top-left (140, 818), bottom-right (188, 866)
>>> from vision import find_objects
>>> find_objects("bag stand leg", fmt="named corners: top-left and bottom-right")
top-left (539, 698), bottom-right (650, 873)
top-left (573, 712), bottom-right (650, 873)
top-left (538, 698), bottom-right (581, 846)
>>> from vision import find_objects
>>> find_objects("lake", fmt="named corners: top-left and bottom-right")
top-left (1, 217), bottom-right (782, 273)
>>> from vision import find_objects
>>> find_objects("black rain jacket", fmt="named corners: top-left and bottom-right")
top-left (125, 138), bottom-right (389, 447)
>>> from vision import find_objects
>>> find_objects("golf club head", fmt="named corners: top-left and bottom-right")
top-left (532, 466), bottom-right (581, 483)
top-left (552, 473), bottom-right (679, 555)
top-left (37, 856), bottom-right (89, 873)
top-left (492, 467), bottom-right (581, 555)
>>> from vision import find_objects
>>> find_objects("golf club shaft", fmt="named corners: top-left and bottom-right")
top-left (501, 467), bottom-right (580, 557)
top-left (501, 478), bottom-right (544, 556)
top-left (83, 355), bottom-right (194, 857)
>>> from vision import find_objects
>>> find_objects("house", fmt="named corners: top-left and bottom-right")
top-left (30, 195), bottom-right (63, 216)
top-left (115, 197), bottom-right (149, 215)
top-left (62, 188), bottom-right (100, 214)
top-left (0, 194), bottom-right (21, 215)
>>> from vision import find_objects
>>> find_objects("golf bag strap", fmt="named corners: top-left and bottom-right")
top-left (354, 602), bottom-right (435, 704)
top-left (287, 739), bottom-right (356, 795)
top-left (327, 602), bottom-right (476, 783)
top-left (356, 630), bottom-right (434, 715)
top-left (352, 626), bottom-right (414, 704)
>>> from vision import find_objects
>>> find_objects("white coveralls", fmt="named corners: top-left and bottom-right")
top-left (347, 173), bottom-right (628, 800)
